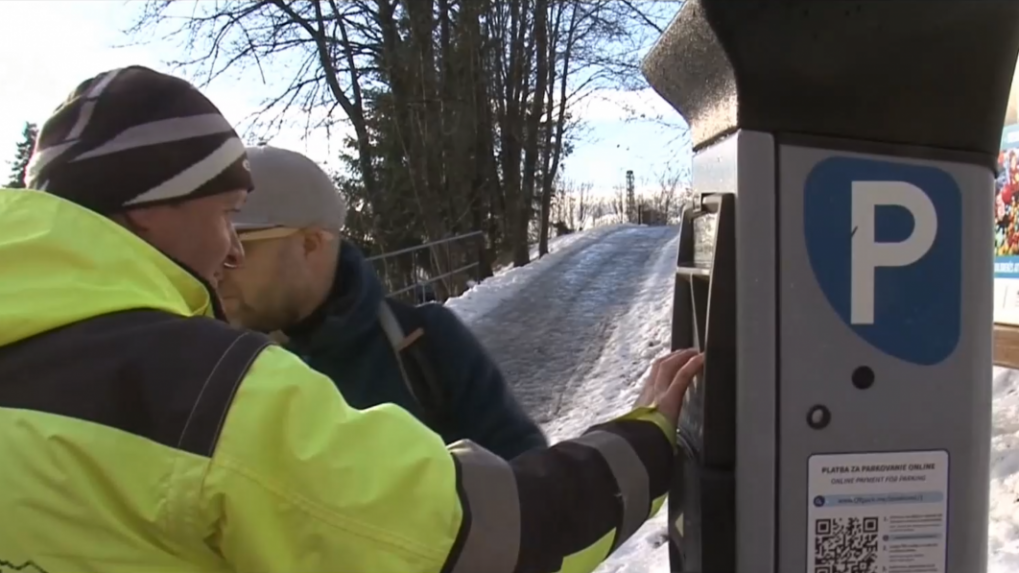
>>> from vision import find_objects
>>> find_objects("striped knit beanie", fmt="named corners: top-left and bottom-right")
top-left (26, 66), bottom-right (253, 214)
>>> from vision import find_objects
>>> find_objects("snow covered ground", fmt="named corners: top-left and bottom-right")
top-left (991, 367), bottom-right (1019, 573)
top-left (446, 223), bottom-right (1019, 572)
top-left (447, 223), bottom-right (678, 572)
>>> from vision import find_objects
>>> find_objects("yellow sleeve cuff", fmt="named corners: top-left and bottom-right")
top-left (615, 405), bottom-right (677, 451)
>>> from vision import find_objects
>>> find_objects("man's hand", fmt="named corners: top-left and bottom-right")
top-left (634, 349), bottom-right (704, 427)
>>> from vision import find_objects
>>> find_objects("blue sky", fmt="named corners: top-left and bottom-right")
top-left (0, 1), bottom-right (690, 196)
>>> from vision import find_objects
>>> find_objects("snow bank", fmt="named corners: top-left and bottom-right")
top-left (990, 366), bottom-right (1019, 572)
top-left (586, 212), bottom-right (628, 229)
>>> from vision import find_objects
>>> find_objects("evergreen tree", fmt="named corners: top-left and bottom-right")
top-left (6, 122), bottom-right (38, 189)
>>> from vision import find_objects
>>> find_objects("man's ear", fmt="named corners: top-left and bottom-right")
top-left (111, 210), bottom-right (150, 234)
top-left (300, 228), bottom-right (337, 258)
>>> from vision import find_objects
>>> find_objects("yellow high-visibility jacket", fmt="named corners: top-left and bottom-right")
top-left (0, 189), bottom-right (676, 573)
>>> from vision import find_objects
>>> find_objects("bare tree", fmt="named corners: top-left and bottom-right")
top-left (127, 1), bottom-right (382, 195)
top-left (575, 181), bottom-right (590, 230)
top-left (611, 184), bottom-right (626, 219)
top-left (586, 194), bottom-right (608, 225)
top-left (124, 0), bottom-right (682, 292)
top-left (549, 177), bottom-right (592, 232)
top-left (551, 178), bottom-right (571, 229)
top-left (653, 164), bottom-right (690, 223)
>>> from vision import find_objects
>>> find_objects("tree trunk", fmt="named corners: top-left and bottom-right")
top-left (537, 2), bottom-right (565, 257)
top-left (515, 0), bottom-right (549, 266)
top-left (500, 0), bottom-right (532, 267)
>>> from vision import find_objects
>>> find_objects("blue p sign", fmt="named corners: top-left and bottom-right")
top-left (804, 156), bottom-right (962, 366)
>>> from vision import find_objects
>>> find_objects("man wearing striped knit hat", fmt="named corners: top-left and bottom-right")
top-left (0, 66), bottom-right (703, 573)
top-left (23, 65), bottom-right (252, 291)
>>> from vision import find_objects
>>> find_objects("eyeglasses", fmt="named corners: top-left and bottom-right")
top-left (237, 226), bottom-right (302, 243)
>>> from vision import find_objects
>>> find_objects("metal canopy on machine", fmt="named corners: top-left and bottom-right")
top-left (644, 1), bottom-right (1016, 158)
top-left (642, 2), bottom-right (1019, 572)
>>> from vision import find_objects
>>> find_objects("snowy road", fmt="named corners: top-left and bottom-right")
top-left (452, 225), bottom-right (679, 432)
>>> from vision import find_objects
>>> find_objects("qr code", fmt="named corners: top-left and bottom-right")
top-left (813, 516), bottom-right (879, 573)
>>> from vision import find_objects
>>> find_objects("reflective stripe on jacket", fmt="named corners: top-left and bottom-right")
top-left (0, 188), bottom-right (676, 573)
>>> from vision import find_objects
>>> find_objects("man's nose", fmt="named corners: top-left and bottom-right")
top-left (223, 227), bottom-right (246, 270)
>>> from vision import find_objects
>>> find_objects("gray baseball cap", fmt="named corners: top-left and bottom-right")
top-left (232, 145), bottom-right (347, 231)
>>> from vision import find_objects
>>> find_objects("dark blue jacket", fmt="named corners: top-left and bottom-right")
top-left (282, 242), bottom-right (548, 460)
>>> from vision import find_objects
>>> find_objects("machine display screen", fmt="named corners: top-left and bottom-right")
top-left (692, 212), bottom-right (717, 268)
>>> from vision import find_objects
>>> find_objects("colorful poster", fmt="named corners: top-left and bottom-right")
top-left (994, 59), bottom-right (1019, 325)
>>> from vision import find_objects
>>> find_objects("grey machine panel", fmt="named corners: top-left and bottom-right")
top-left (687, 130), bottom-right (780, 572)
top-left (734, 131), bottom-right (778, 573)
top-left (700, 131), bottom-right (779, 573)
top-left (642, 1), bottom-right (1019, 572)
top-left (776, 143), bottom-right (993, 573)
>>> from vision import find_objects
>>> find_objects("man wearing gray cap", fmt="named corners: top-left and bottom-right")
top-left (220, 145), bottom-right (548, 460)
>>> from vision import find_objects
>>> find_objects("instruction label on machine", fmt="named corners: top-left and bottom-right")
top-left (807, 450), bottom-right (948, 573)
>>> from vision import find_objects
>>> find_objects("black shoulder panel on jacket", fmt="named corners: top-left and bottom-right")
top-left (0, 310), bottom-right (272, 457)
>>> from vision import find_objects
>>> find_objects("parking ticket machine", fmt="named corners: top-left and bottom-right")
top-left (642, 2), bottom-right (1019, 572)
